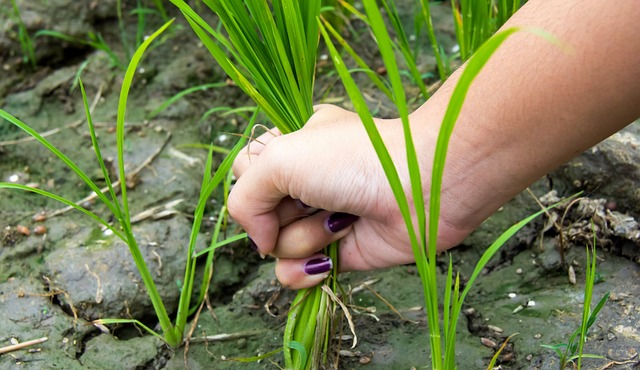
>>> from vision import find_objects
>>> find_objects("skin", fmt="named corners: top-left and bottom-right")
top-left (228, 0), bottom-right (640, 289)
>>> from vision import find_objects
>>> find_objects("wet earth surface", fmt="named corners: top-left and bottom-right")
top-left (1, 1), bottom-right (639, 369)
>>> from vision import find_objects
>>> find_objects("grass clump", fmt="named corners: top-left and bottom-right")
top-left (169, 1), bottom-right (344, 368)
top-left (0, 19), bottom-right (251, 349)
top-left (36, 0), bottom-right (172, 71)
top-left (541, 227), bottom-right (610, 370)
top-left (9, 0), bottom-right (36, 68)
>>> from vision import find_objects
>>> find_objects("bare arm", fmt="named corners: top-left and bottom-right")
top-left (228, 0), bottom-right (640, 289)
top-left (421, 0), bottom-right (640, 231)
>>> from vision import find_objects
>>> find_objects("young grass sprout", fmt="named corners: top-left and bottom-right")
top-left (10, 0), bottom-right (36, 68)
top-left (0, 19), bottom-right (251, 348)
top-left (541, 224), bottom-right (610, 370)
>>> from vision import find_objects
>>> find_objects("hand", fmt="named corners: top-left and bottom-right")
top-left (228, 105), bottom-right (472, 289)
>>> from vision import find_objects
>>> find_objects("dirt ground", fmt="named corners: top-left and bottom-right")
top-left (1, 1), bottom-right (638, 369)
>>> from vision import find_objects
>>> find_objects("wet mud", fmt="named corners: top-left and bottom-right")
top-left (1, 1), bottom-right (638, 369)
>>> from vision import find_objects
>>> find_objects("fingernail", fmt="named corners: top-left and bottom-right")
top-left (296, 199), bottom-right (311, 209)
top-left (248, 237), bottom-right (266, 258)
top-left (304, 257), bottom-right (333, 275)
top-left (248, 237), bottom-right (258, 251)
top-left (326, 212), bottom-right (359, 233)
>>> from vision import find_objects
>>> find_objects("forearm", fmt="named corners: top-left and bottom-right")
top-left (413, 0), bottom-right (640, 229)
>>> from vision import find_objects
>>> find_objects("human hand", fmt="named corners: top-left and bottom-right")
top-left (228, 105), bottom-right (472, 289)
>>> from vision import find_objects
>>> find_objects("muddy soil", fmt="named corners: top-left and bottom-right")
top-left (1, 1), bottom-right (638, 369)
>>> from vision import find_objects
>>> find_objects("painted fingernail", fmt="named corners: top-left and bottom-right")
top-left (248, 237), bottom-right (258, 251)
top-left (326, 212), bottom-right (359, 233)
top-left (304, 257), bottom-right (333, 275)
top-left (248, 237), bottom-right (266, 259)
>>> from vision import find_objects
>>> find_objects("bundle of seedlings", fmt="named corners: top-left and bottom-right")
top-left (168, 0), bottom-right (345, 368)
top-left (0, 20), bottom-right (251, 348)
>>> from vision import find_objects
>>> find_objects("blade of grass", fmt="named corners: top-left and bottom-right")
top-left (113, 18), bottom-right (179, 347)
top-left (94, 318), bottom-right (165, 342)
top-left (79, 79), bottom-right (124, 227)
top-left (173, 109), bottom-right (256, 337)
top-left (0, 110), bottom-right (119, 217)
top-left (146, 82), bottom-right (228, 119)
top-left (380, 0), bottom-right (429, 99)
top-left (10, 0), bottom-right (36, 68)
top-left (319, 15), bottom-right (393, 100)
top-left (419, 0), bottom-right (448, 80)
top-left (0, 183), bottom-right (123, 239)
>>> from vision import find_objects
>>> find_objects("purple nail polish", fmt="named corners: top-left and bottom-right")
top-left (248, 237), bottom-right (258, 251)
top-left (326, 212), bottom-right (359, 233)
top-left (304, 257), bottom-right (333, 275)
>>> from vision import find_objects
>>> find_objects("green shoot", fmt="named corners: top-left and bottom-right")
top-left (418, 0), bottom-right (448, 80)
top-left (334, 0), bottom-right (431, 99)
top-left (452, 0), bottom-right (522, 61)
top-left (541, 221), bottom-right (610, 369)
top-left (10, 0), bottom-right (36, 68)
top-left (35, 30), bottom-right (125, 70)
top-left (146, 82), bottom-right (229, 119)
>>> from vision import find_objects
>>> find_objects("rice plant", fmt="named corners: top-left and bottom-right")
top-left (541, 228), bottom-right (610, 370)
top-left (336, 0), bottom-right (523, 96)
top-left (9, 0), bottom-right (36, 68)
top-left (320, 0), bottom-right (566, 367)
top-left (168, 1), bottom-right (346, 368)
top-left (35, 0), bottom-right (172, 71)
top-left (0, 19), bottom-right (251, 348)
top-left (452, 0), bottom-right (522, 61)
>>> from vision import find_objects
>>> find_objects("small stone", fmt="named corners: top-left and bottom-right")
top-left (16, 225), bottom-right (30, 236)
top-left (32, 212), bottom-right (47, 222)
top-left (534, 333), bottom-right (542, 339)
top-left (568, 265), bottom-right (577, 285)
top-left (512, 305), bottom-right (524, 314)
top-left (359, 356), bottom-right (371, 364)
top-left (501, 352), bottom-right (514, 362)
top-left (480, 337), bottom-right (497, 348)
top-left (487, 325), bottom-right (503, 333)
top-left (463, 307), bottom-right (476, 315)
top-left (33, 225), bottom-right (47, 235)
top-left (516, 268), bottom-right (523, 274)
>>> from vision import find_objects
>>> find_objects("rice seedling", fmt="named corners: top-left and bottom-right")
top-left (35, 0), bottom-right (172, 71)
top-left (119, 0), bottom-right (172, 60)
top-left (146, 82), bottom-right (229, 120)
top-left (167, 1), bottom-right (353, 367)
top-left (0, 19), bottom-right (251, 348)
top-left (320, 0), bottom-right (567, 367)
top-left (335, 0), bottom-right (522, 96)
top-left (452, 0), bottom-right (522, 61)
top-left (35, 29), bottom-right (126, 70)
top-left (541, 227), bottom-right (610, 370)
top-left (9, 0), bottom-right (36, 68)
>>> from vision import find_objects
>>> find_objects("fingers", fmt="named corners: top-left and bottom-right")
top-left (275, 198), bottom-right (316, 227)
top-left (272, 211), bottom-right (358, 258)
top-left (275, 254), bottom-right (333, 289)
top-left (232, 127), bottom-right (281, 177)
